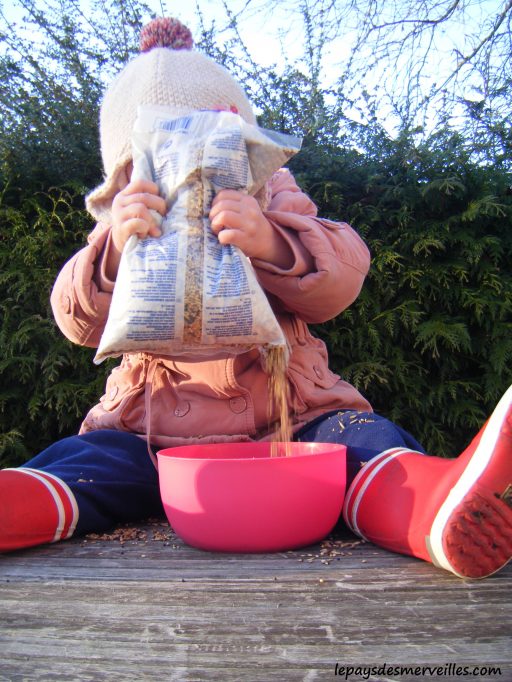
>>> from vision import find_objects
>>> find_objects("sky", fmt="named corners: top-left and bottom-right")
top-left (137, 0), bottom-right (506, 130)
top-left (153, 0), bottom-right (318, 68)
top-left (1, 0), bottom-right (308, 65)
top-left (141, 0), bottom-right (503, 79)
top-left (1, 0), bottom-right (504, 84)
top-left (1, 0), bottom-right (507, 135)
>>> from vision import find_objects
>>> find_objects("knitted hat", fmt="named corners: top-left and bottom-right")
top-left (86, 17), bottom-right (257, 221)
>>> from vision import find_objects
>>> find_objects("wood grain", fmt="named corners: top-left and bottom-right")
top-left (1, 520), bottom-right (510, 681)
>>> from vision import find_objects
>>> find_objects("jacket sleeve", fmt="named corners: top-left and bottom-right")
top-left (50, 223), bottom-right (115, 347)
top-left (253, 168), bottom-right (371, 323)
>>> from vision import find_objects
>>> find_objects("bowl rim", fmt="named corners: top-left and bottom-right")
top-left (156, 441), bottom-right (347, 463)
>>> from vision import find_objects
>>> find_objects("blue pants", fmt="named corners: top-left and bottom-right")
top-left (295, 410), bottom-right (425, 484)
top-left (21, 411), bottom-right (425, 535)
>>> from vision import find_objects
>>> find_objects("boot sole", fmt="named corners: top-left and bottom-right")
top-left (431, 488), bottom-right (512, 578)
top-left (427, 385), bottom-right (512, 578)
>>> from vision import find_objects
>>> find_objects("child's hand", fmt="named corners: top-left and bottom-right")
top-left (106, 179), bottom-right (166, 280)
top-left (209, 190), bottom-right (293, 269)
top-left (111, 179), bottom-right (166, 251)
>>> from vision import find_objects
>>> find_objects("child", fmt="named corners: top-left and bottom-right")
top-left (1, 18), bottom-right (511, 579)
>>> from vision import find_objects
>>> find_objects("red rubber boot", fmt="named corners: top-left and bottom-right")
top-left (0, 468), bottom-right (79, 552)
top-left (343, 385), bottom-right (512, 578)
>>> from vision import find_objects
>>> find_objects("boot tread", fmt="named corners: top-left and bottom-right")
top-left (443, 488), bottom-right (512, 579)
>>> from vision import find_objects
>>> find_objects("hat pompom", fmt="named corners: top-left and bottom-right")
top-left (140, 17), bottom-right (193, 53)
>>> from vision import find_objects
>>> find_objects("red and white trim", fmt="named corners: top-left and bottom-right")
top-left (4, 468), bottom-right (79, 542)
top-left (340, 385), bottom-right (512, 578)
top-left (427, 383), bottom-right (512, 576)
top-left (343, 447), bottom-right (419, 539)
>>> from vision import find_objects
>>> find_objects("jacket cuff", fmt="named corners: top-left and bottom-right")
top-left (92, 228), bottom-right (117, 293)
top-left (251, 218), bottom-right (314, 277)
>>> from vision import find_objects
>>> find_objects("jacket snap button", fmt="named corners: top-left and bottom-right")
top-left (229, 396), bottom-right (247, 414)
top-left (313, 365), bottom-right (323, 379)
top-left (174, 401), bottom-right (190, 417)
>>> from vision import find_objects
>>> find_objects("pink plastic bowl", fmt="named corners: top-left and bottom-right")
top-left (157, 441), bottom-right (346, 552)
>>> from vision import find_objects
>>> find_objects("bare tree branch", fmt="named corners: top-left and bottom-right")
top-left (369, 0), bottom-right (461, 31)
top-left (430, 0), bottom-right (512, 98)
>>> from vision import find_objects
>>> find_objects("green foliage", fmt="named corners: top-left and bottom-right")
top-left (0, 184), bottom-right (113, 466)
top-left (295, 126), bottom-right (512, 456)
top-left (0, 0), bottom-right (152, 193)
top-left (1, 1), bottom-right (511, 465)
top-left (0, 0), bottom-right (149, 465)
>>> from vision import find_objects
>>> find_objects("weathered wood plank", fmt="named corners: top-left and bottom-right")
top-left (1, 521), bottom-right (510, 681)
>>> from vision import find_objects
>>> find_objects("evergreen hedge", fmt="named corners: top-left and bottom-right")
top-left (2, 2), bottom-right (510, 465)
top-left (291, 128), bottom-right (512, 456)
top-left (1, 125), bottom-right (511, 466)
top-left (0, 184), bottom-right (114, 466)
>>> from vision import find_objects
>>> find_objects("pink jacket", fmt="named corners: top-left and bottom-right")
top-left (51, 169), bottom-right (372, 449)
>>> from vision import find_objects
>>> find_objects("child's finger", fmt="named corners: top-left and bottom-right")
top-left (122, 218), bottom-right (154, 240)
top-left (216, 227), bottom-right (241, 248)
top-left (119, 192), bottom-right (166, 215)
top-left (122, 178), bottom-right (161, 197)
top-left (126, 212), bottom-right (162, 238)
top-left (120, 201), bottom-right (153, 224)
top-left (211, 189), bottom-right (245, 204)
top-left (209, 199), bottom-right (241, 222)
top-left (147, 219), bottom-right (163, 237)
top-left (124, 217), bottom-right (161, 240)
top-left (149, 209), bottom-right (163, 229)
top-left (209, 209), bottom-right (240, 235)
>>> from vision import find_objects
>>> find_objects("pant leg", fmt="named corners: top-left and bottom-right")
top-left (21, 429), bottom-right (163, 535)
top-left (294, 410), bottom-right (426, 485)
